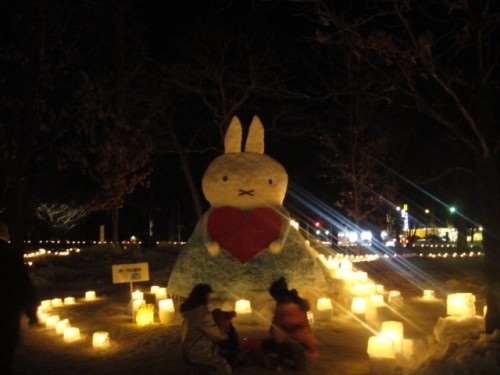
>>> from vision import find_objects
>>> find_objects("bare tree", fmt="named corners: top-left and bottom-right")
top-left (152, 19), bottom-right (291, 218)
top-left (36, 203), bottom-right (87, 235)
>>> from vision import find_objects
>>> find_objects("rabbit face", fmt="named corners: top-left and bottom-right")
top-left (202, 152), bottom-right (288, 209)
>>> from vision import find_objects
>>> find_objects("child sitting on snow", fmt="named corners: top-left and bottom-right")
top-left (262, 277), bottom-right (319, 371)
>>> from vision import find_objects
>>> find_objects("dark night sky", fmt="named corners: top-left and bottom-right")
top-left (1, 0), bottom-right (480, 242)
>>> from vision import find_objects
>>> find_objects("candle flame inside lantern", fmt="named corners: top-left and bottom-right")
top-left (92, 331), bottom-right (110, 349)
top-left (235, 300), bottom-right (252, 315)
top-left (135, 304), bottom-right (155, 326)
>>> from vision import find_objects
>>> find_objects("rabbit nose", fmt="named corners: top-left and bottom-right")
top-left (238, 189), bottom-right (255, 196)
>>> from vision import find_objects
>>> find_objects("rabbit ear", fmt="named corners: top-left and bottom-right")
top-left (225, 116), bottom-right (243, 153)
top-left (245, 115), bottom-right (264, 154)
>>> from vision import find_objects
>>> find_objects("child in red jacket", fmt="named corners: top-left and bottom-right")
top-left (262, 277), bottom-right (318, 371)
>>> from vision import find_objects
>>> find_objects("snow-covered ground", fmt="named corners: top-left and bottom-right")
top-left (12, 245), bottom-right (499, 374)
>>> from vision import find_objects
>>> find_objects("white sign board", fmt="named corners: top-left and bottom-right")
top-left (112, 262), bottom-right (149, 284)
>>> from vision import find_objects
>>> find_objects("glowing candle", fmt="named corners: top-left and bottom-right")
top-left (446, 293), bottom-right (476, 316)
top-left (367, 335), bottom-right (396, 359)
top-left (380, 321), bottom-right (404, 352)
top-left (85, 291), bottom-right (96, 301)
top-left (51, 298), bottom-right (63, 308)
top-left (63, 327), bottom-right (81, 342)
top-left (235, 300), bottom-right (252, 315)
top-left (93, 331), bottom-right (110, 349)
top-left (132, 299), bottom-right (145, 317)
top-left (45, 315), bottom-right (60, 329)
top-left (159, 299), bottom-right (175, 324)
top-left (150, 285), bottom-right (160, 294)
top-left (376, 285), bottom-right (385, 294)
top-left (351, 297), bottom-right (367, 315)
top-left (64, 297), bottom-right (76, 305)
top-left (371, 294), bottom-right (385, 307)
top-left (155, 287), bottom-right (167, 301)
top-left (55, 319), bottom-right (70, 334)
top-left (131, 290), bottom-right (144, 301)
top-left (135, 304), bottom-right (155, 326)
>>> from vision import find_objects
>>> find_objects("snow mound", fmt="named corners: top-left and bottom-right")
top-left (434, 315), bottom-right (485, 344)
top-left (408, 329), bottom-right (500, 375)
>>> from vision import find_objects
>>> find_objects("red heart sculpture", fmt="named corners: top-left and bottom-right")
top-left (207, 207), bottom-right (282, 263)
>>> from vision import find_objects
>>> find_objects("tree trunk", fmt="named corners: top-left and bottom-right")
top-left (178, 151), bottom-right (203, 219)
top-left (111, 207), bottom-right (119, 245)
top-left (477, 156), bottom-right (500, 333)
top-left (455, 215), bottom-right (468, 252)
top-left (11, 175), bottom-right (28, 254)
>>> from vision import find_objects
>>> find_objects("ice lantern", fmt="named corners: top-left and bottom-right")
top-left (316, 298), bottom-right (333, 321)
top-left (55, 319), bottom-right (71, 334)
top-left (159, 299), bottom-right (175, 324)
top-left (155, 287), bottom-right (167, 301)
top-left (136, 303), bottom-right (155, 326)
top-left (380, 321), bottom-right (404, 352)
top-left (85, 290), bottom-right (96, 301)
top-left (51, 298), bottom-right (63, 308)
top-left (45, 315), bottom-right (60, 329)
top-left (131, 290), bottom-right (144, 301)
top-left (93, 331), bottom-right (110, 349)
top-left (367, 335), bottom-right (396, 359)
top-left (64, 327), bottom-right (81, 342)
top-left (235, 300), bottom-right (252, 315)
top-left (422, 290), bottom-right (435, 300)
top-left (447, 293), bottom-right (476, 316)
top-left (351, 297), bottom-right (367, 315)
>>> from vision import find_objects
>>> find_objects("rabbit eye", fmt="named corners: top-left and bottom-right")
top-left (268, 179), bottom-right (273, 185)
top-left (222, 176), bottom-right (228, 182)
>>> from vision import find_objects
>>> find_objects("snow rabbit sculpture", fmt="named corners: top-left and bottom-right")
top-left (202, 115), bottom-right (290, 261)
top-left (168, 115), bottom-right (330, 297)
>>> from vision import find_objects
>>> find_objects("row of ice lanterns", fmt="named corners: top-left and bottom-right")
top-left (132, 286), bottom-right (255, 326)
top-left (131, 286), bottom-right (174, 325)
top-left (38, 291), bottom-right (109, 348)
top-left (367, 292), bottom-right (483, 361)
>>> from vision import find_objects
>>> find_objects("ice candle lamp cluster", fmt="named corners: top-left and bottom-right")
top-left (36, 291), bottom-right (112, 348)
top-left (366, 321), bottom-right (414, 374)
